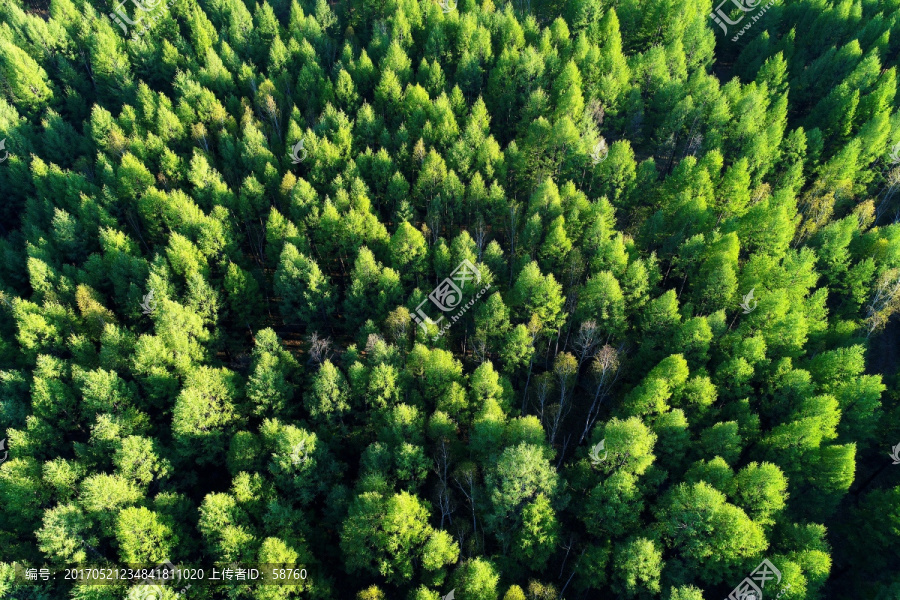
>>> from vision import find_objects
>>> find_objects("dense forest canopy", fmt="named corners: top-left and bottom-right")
top-left (1, 0), bottom-right (900, 598)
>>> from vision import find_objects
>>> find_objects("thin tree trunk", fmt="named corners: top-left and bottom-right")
top-left (522, 356), bottom-right (534, 413)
